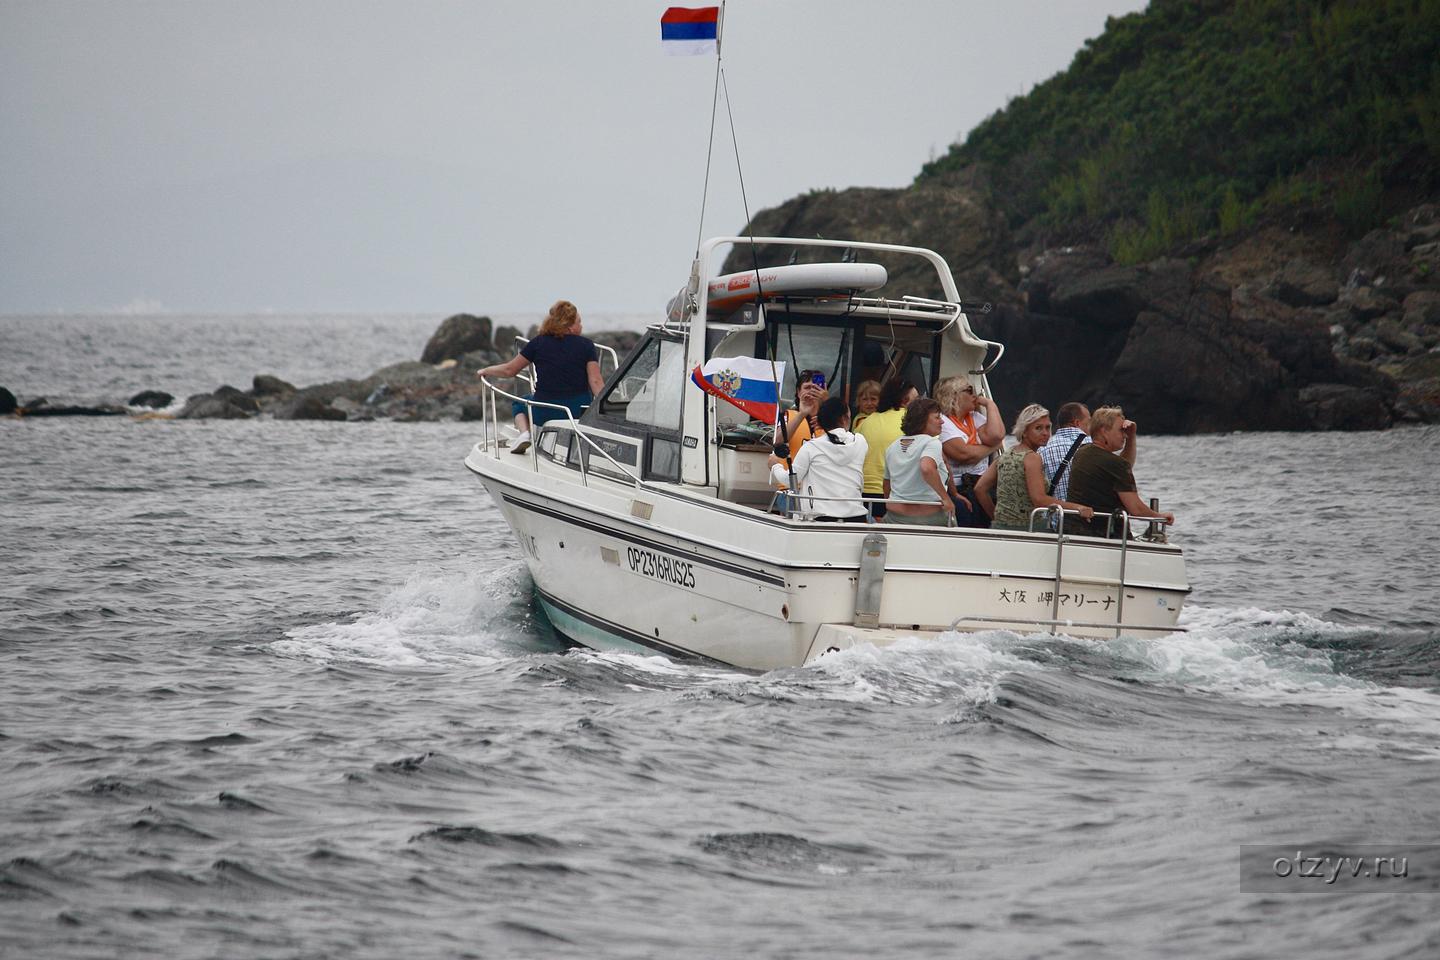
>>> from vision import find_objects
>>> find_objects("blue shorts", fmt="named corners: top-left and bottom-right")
top-left (512, 392), bottom-right (591, 426)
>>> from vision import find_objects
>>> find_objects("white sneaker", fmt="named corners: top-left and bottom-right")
top-left (509, 430), bottom-right (531, 454)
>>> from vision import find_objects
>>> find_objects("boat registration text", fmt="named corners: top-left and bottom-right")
top-left (626, 546), bottom-right (696, 589)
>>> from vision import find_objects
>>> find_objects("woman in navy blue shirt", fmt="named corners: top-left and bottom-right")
top-left (477, 300), bottom-right (604, 453)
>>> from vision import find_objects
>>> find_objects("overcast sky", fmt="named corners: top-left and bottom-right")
top-left (1, 0), bottom-right (1146, 315)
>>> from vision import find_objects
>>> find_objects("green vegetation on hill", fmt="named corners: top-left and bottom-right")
top-left (920, 0), bottom-right (1440, 262)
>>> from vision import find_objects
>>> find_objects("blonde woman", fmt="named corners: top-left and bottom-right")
top-left (973, 403), bottom-right (1095, 532)
top-left (478, 300), bottom-right (605, 453)
top-left (934, 376), bottom-right (1004, 527)
top-left (851, 379), bottom-right (881, 430)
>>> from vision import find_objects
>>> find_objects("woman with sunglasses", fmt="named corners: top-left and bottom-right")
top-left (934, 376), bottom-right (1004, 527)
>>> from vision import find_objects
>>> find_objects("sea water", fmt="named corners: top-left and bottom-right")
top-left (3, 315), bottom-right (1440, 958)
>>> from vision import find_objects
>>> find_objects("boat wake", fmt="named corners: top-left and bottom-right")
top-left (565, 606), bottom-right (1440, 730)
top-left (268, 568), bottom-right (1439, 734)
top-left (269, 562), bottom-right (560, 667)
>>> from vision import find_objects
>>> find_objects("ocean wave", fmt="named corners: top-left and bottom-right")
top-left (269, 563), bottom-right (548, 666)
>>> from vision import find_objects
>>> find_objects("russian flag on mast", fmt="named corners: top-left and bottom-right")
top-left (661, 6), bottom-right (720, 56)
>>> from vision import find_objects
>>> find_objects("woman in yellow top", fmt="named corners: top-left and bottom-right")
top-left (854, 378), bottom-right (917, 519)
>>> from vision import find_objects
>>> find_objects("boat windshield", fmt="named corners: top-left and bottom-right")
top-left (759, 309), bottom-right (937, 408)
top-left (597, 334), bottom-right (685, 430)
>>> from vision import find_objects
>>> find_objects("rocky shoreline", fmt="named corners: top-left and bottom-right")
top-left (6, 206), bottom-right (1440, 432)
top-left (1, 316), bottom-right (641, 424)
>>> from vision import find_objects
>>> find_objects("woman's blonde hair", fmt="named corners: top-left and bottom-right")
top-left (1011, 403), bottom-right (1050, 440)
top-left (932, 376), bottom-right (976, 416)
top-left (1089, 406), bottom-right (1124, 435)
top-left (539, 300), bottom-right (580, 337)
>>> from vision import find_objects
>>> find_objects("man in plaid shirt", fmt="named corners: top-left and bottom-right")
top-left (1040, 402), bottom-right (1094, 500)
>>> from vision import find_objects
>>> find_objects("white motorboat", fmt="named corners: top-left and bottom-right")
top-left (465, 236), bottom-right (1188, 671)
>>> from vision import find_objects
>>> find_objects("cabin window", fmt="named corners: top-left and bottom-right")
top-left (646, 437), bottom-right (681, 481)
top-left (566, 431), bottom-right (639, 481)
top-left (766, 319), bottom-right (854, 404)
top-left (598, 335), bottom-right (685, 431)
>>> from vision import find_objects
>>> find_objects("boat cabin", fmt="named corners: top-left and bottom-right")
top-left (530, 236), bottom-right (1001, 513)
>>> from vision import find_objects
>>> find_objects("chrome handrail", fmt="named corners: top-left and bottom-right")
top-left (971, 339), bottom-right (1005, 376)
top-left (478, 375), bottom-right (644, 489)
top-left (1025, 506), bottom-right (1176, 637)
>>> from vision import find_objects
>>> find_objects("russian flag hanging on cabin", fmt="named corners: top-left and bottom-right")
top-left (691, 357), bottom-right (785, 422)
top-left (661, 6), bottom-right (720, 56)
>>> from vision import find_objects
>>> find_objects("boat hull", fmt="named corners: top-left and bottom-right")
top-left (467, 446), bottom-right (1189, 672)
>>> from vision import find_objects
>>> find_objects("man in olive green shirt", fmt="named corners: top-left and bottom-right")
top-left (1067, 406), bottom-right (1175, 538)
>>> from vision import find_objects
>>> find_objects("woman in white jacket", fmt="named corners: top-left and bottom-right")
top-left (769, 397), bottom-right (869, 522)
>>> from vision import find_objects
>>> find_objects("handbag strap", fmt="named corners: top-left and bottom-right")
top-left (1047, 434), bottom-right (1087, 496)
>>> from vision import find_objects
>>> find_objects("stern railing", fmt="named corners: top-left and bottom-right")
top-left (477, 375), bottom-right (646, 491)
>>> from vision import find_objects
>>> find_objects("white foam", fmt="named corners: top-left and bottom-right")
top-left (270, 563), bottom-right (533, 667)
top-left (1080, 606), bottom-right (1440, 742)
top-left (673, 630), bottom-right (1040, 707)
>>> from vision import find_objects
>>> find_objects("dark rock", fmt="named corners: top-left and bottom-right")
top-left (1411, 241), bottom-right (1440, 279)
top-left (421, 314), bottom-right (493, 364)
top-left (456, 348), bottom-right (503, 378)
top-left (1046, 263), bottom-right (1148, 326)
top-left (1395, 377), bottom-right (1440, 422)
top-left (292, 378), bottom-right (371, 406)
top-left (1228, 288), bottom-right (1341, 384)
top-left (212, 385), bottom-right (260, 413)
top-left (177, 393), bottom-right (253, 420)
top-left (1373, 318), bottom-right (1424, 355)
top-left (1341, 229), bottom-right (1408, 284)
top-left (1345, 336), bottom-right (1380, 361)
top-left (0, 387), bottom-right (16, 414)
top-left (127, 389), bottom-right (173, 408)
top-left (252, 374), bottom-right (296, 397)
top-left (1109, 293), bottom-right (1300, 433)
top-left (1337, 286), bottom-right (1400, 323)
top-left (274, 395), bottom-right (347, 421)
top-left (1403, 291), bottom-right (1440, 327)
top-left (1405, 223), bottom-right (1440, 251)
top-left (1299, 383), bottom-right (1392, 430)
top-left (1265, 258), bottom-right (1338, 307)
top-left (492, 325), bottom-right (524, 356)
top-left (460, 401), bottom-right (487, 422)
top-left (365, 361), bottom-right (453, 391)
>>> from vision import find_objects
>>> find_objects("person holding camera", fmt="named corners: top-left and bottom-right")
top-left (1066, 406), bottom-right (1175, 538)
top-left (775, 369), bottom-right (829, 459)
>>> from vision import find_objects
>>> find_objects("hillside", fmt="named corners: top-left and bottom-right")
top-left (922, 0), bottom-right (1440, 259)
top-left (729, 0), bottom-right (1440, 431)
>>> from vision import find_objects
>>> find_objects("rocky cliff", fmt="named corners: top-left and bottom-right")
top-left (730, 184), bottom-right (1438, 431)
